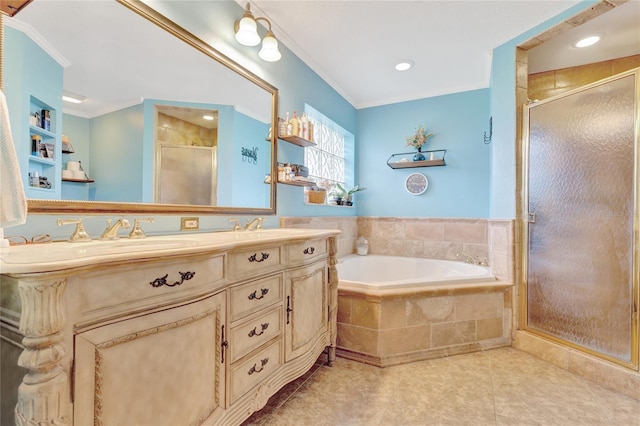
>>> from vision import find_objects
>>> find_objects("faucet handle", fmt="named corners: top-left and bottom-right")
top-left (229, 218), bottom-right (242, 232)
top-left (129, 217), bottom-right (154, 239)
top-left (57, 218), bottom-right (92, 243)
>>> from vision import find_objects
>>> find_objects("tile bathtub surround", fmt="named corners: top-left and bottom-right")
top-left (336, 287), bottom-right (512, 367)
top-left (242, 347), bottom-right (640, 426)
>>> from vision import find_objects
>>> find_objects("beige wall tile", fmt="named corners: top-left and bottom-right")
top-left (432, 320), bottom-right (476, 347)
top-left (443, 222), bottom-right (487, 244)
top-left (403, 222), bottom-right (444, 241)
top-left (380, 299), bottom-right (407, 329)
top-left (407, 296), bottom-right (455, 326)
top-left (422, 241), bottom-right (465, 260)
top-left (477, 317), bottom-right (504, 340)
top-left (455, 293), bottom-right (501, 321)
top-left (612, 55), bottom-right (640, 74)
top-left (350, 298), bottom-right (380, 329)
top-left (379, 325), bottom-right (431, 356)
top-left (337, 296), bottom-right (352, 325)
top-left (336, 323), bottom-right (378, 356)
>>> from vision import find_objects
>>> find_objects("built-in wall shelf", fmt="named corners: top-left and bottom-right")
top-left (29, 155), bottom-right (55, 166)
top-left (278, 134), bottom-right (316, 148)
top-left (62, 178), bottom-right (95, 183)
top-left (278, 179), bottom-right (315, 187)
top-left (387, 149), bottom-right (447, 169)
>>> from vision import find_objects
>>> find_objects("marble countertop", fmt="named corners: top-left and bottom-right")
top-left (0, 228), bottom-right (340, 274)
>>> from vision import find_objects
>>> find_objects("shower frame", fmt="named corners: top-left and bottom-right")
top-left (519, 68), bottom-right (640, 370)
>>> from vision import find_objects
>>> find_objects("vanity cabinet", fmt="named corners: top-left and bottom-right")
top-left (74, 292), bottom-right (226, 426)
top-left (0, 230), bottom-right (339, 426)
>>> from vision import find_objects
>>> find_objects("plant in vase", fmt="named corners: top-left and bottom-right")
top-left (406, 124), bottom-right (434, 161)
top-left (335, 183), bottom-right (367, 206)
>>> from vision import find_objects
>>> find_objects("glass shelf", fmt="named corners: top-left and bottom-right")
top-left (387, 149), bottom-right (447, 169)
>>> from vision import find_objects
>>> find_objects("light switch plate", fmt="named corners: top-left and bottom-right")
top-left (181, 217), bottom-right (199, 231)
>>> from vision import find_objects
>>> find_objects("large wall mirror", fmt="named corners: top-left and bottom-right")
top-left (3, 0), bottom-right (277, 214)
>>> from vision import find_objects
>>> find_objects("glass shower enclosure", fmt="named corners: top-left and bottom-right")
top-left (522, 69), bottom-right (639, 368)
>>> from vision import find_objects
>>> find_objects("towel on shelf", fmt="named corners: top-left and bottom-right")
top-left (0, 90), bottom-right (27, 228)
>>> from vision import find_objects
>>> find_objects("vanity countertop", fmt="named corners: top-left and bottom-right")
top-left (0, 228), bottom-right (340, 274)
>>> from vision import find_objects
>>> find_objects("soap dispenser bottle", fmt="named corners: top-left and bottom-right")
top-left (356, 236), bottom-right (369, 256)
top-left (300, 112), bottom-right (309, 140)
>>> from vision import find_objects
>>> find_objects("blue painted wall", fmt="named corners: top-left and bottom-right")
top-left (357, 89), bottom-right (491, 218)
top-left (61, 114), bottom-right (91, 200)
top-left (489, 1), bottom-right (599, 219)
top-left (3, 1), bottom-right (602, 239)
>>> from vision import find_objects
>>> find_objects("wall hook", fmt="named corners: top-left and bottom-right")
top-left (484, 117), bottom-right (492, 144)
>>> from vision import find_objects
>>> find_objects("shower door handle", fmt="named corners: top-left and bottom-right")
top-left (528, 212), bottom-right (537, 224)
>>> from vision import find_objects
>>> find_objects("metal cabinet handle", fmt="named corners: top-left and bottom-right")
top-left (149, 271), bottom-right (195, 288)
top-left (248, 252), bottom-right (269, 262)
top-left (303, 247), bottom-right (315, 255)
top-left (248, 288), bottom-right (269, 300)
top-left (248, 323), bottom-right (269, 337)
top-left (248, 358), bottom-right (269, 375)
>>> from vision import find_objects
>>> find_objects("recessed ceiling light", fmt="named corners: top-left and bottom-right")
top-left (574, 35), bottom-right (601, 48)
top-left (395, 60), bottom-right (414, 71)
top-left (202, 115), bottom-right (215, 121)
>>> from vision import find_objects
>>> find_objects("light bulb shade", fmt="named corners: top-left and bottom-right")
top-left (235, 16), bottom-right (261, 46)
top-left (258, 31), bottom-right (281, 62)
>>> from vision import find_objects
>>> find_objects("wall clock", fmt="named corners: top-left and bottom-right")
top-left (405, 172), bottom-right (428, 195)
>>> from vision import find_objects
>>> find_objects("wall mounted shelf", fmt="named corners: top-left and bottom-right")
top-left (278, 179), bottom-right (315, 187)
top-left (387, 149), bottom-right (447, 169)
top-left (278, 134), bottom-right (316, 148)
top-left (62, 178), bottom-right (95, 183)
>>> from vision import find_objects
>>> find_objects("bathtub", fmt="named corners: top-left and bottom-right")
top-left (337, 254), bottom-right (495, 291)
top-left (335, 255), bottom-right (512, 367)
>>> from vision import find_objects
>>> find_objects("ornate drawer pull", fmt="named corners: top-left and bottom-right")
top-left (248, 252), bottom-right (269, 263)
top-left (248, 288), bottom-right (269, 300)
top-left (149, 271), bottom-right (196, 288)
top-left (303, 247), bottom-right (315, 255)
top-left (248, 322), bottom-right (269, 337)
top-left (248, 358), bottom-right (269, 375)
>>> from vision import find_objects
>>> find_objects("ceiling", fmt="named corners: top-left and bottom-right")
top-left (251, 0), bottom-right (640, 108)
top-left (7, 0), bottom-right (640, 114)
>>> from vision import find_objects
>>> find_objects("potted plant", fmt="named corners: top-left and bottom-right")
top-left (406, 124), bottom-right (434, 161)
top-left (335, 183), bottom-right (367, 206)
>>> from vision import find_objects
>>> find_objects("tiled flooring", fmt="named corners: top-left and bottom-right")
top-left (243, 347), bottom-right (639, 426)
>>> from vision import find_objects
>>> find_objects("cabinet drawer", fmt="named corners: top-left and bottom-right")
top-left (229, 274), bottom-right (282, 322)
top-left (287, 239), bottom-right (327, 265)
top-left (78, 254), bottom-right (225, 326)
top-left (229, 338), bottom-right (282, 404)
top-left (229, 306), bottom-right (282, 364)
top-left (228, 245), bottom-right (283, 280)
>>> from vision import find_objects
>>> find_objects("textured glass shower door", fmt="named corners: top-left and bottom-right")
top-left (524, 71), bottom-right (638, 366)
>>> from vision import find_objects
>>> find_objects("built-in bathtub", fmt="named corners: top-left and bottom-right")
top-left (335, 255), bottom-right (514, 367)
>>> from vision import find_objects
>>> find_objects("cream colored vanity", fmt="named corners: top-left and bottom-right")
top-left (0, 229), bottom-right (339, 426)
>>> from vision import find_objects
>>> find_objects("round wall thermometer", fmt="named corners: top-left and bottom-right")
top-left (405, 172), bottom-right (429, 195)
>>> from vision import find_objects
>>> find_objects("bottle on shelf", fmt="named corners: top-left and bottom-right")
top-left (300, 112), bottom-right (309, 140)
top-left (290, 111), bottom-right (299, 137)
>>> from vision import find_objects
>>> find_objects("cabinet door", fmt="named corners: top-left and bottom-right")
top-left (74, 292), bottom-right (226, 426)
top-left (284, 261), bottom-right (329, 361)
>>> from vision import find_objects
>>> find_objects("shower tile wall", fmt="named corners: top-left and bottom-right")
top-left (528, 54), bottom-right (640, 101)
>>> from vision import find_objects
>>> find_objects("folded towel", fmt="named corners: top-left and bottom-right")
top-left (0, 90), bottom-right (27, 227)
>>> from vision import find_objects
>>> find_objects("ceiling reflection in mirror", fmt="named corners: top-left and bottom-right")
top-left (4, 0), bottom-right (277, 214)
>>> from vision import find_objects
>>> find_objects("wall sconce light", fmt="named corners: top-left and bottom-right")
top-left (234, 3), bottom-right (282, 62)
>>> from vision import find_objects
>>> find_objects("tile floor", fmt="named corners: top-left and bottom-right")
top-left (243, 347), bottom-right (639, 426)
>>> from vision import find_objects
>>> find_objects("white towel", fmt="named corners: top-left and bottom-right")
top-left (0, 90), bottom-right (27, 227)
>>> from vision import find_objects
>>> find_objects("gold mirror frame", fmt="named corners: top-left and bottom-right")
top-left (24, 0), bottom-right (278, 215)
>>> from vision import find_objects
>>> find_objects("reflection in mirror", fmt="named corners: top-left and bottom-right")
top-left (3, 0), bottom-right (277, 214)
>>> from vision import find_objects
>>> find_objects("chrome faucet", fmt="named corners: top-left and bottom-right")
top-left (244, 217), bottom-right (264, 231)
top-left (100, 219), bottom-right (131, 240)
top-left (456, 252), bottom-right (488, 266)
